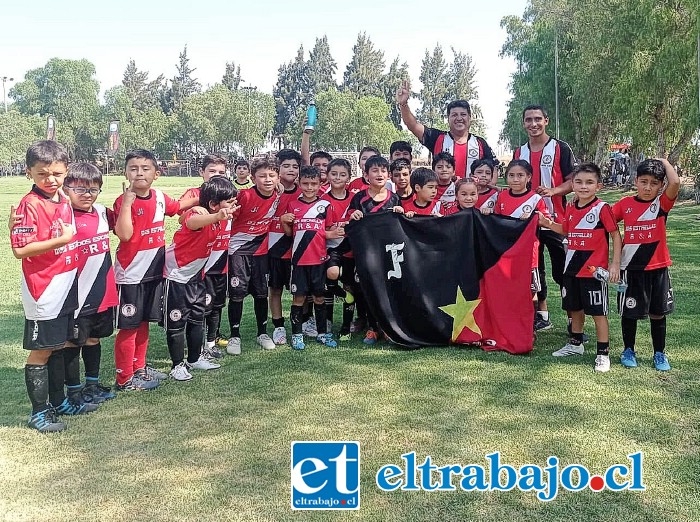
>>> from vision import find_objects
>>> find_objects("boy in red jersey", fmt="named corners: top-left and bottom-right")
top-left (433, 152), bottom-right (457, 203)
top-left (113, 150), bottom-right (185, 391)
top-left (268, 149), bottom-right (302, 346)
top-left (281, 166), bottom-right (343, 350)
top-left (348, 147), bottom-right (380, 195)
top-left (539, 163), bottom-right (622, 372)
top-left (11, 141), bottom-right (78, 432)
top-left (613, 159), bottom-right (680, 371)
top-left (391, 159), bottom-right (414, 207)
top-left (441, 178), bottom-right (480, 215)
top-left (471, 159), bottom-right (499, 212)
top-left (164, 177), bottom-right (238, 381)
top-left (226, 155), bottom-right (280, 355)
top-left (403, 168), bottom-right (441, 217)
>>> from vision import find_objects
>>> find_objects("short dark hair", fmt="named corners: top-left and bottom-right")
top-left (505, 159), bottom-right (533, 177)
top-left (470, 158), bottom-right (495, 175)
top-left (637, 159), bottom-right (666, 181)
top-left (358, 146), bottom-right (380, 162)
top-left (522, 104), bottom-right (549, 120)
top-left (26, 140), bottom-right (69, 168)
top-left (364, 155), bottom-right (390, 174)
top-left (125, 149), bottom-right (159, 170)
top-left (310, 151), bottom-right (333, 164)
top-left (573, 162), bottom-right (602, 182)
top-left (66, 162), bottom-right (103, 187)
top-left (446, 100), bottom-right (471, 117)
top-left (327, 158), bottom-right (351, 175)
top-left (199, 176), bottom-right (236, 211)
top-left (410, 167), bottom-right (438, 190)
top-left (390, 159), bottom-right (411, 174)
top-left (235, 159), bottom-right (249, 168)
top-left (276, 148), bottom-right (302, 166)
top-left (250, 155), bottom-right (278, 176)
top-left (455, 177), bottom-right (478, 192)
top-left (390, 141), bottom-right (412, 156)
top-left (200, 154), bottom-right (227, 172)
top-left (299, 165), bottom-right (321, 180)
top-left (432, 152), bottom-right (455, 169)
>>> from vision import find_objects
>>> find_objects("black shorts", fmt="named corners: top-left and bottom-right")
top-left (163, 279), bottom-right (206, 331)
top-left (268, 257), bottom-right (292, 290)
top-left (204, 273), bottom-right (228, 312)
top-left (228, 253), bottom-right (269, 300)
top-left (618, 268), bottom-right (674, 319)
top-left (68, 309), bottom-right (115, 345)
top-left (561, 275), bottom-right (608, 316)
top-left (291, 264), bottom-right (326, 297)
top-left (531, 268), bottom-right (542, 294)
top-left (116, 279), bottom-right (164, 330)
top-left (23, 313), bottom-right (73, 351)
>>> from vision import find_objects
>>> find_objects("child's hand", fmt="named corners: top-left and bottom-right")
top-left (281, 213), bottom-right (295, 225)
top-left (216, 207), bottom-right (235, 220)
top-left (520, 212), bottom-right (532, 220)
top-left (608, 263), bottom-right (620, 284)
top-left (57, 218), bottom-right (74, 242)
top-left (536, 186), bottom-right (555, 197)
top-left (537, 211), bottom-right (551, 228)
top-left (392, 206), bottom-right (405, 214)
top-left (350, 210), bottom-right (363, 220)
top-left (404, 211), bottom-right (415, 218)
top-left (480, 208), bottom-right (493, 215)
top-left (275, 182), bottom-right (285, 194)
top-left (122, 181), bottom-right (136, 206)
top-left (8, 205), bottom-right (22, 230)
top-left (190, 206), bottom-right (208, 216)
top-left (302, 115), bottom-right (313, 134)
top-left (326, 227), bottom-right (345, 240)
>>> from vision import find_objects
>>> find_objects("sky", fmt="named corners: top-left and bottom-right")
top-left (1, 0), bottom-right (528, 150)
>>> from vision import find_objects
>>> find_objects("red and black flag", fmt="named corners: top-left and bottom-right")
top-left (346, 210), bottom-right (538, 354)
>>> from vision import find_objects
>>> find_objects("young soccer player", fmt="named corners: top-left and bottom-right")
top-left (11, 141), bottom-right (79, 432)
top-left (348, 146), bottom-right (380, 194)
top-left (539, 163), bottom-right (622, 372)
top-left (233, 159), bottom-right (253, 190)
top-left (471, 159), bottom-right (499, 212)
top-left (613, 158), bottom-right (680, 371)
top-left (281, 166), bottom-right (343, 350)
top-left (349, 155), bottom-right (405, 344)
top-left (164, 177), bottom-right (238, 380)
top-left (391, 159), bottom-right (414, 207)
top-left (433, 152), bottom-right (457, 203)
top-left (389, 141), bottom-right (413, 164)
top-left (402, 167), bottom-right (441, 216)
top-left (441, 178), bottom-right (480, 215)
top-left (227, 155), bottom-right (280, 355)
top-left (113, 149), bottom-right (184, 391)
top-left (310, 151), bottom-right (333, 194)
top-left (268, 149), bottom-right (302, 345)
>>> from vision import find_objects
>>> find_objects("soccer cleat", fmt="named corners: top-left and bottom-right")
top-left (28, 409), bottom-right (66, 433)
top-left (256, 334), bottom-right (276, 350)
top-left (143, 365), bottom-right (168, 381)
top-left (187, 356), bottom-right (221, 371)
top-left (552, 342), bottom-right (585, 356)
top-left (170, 362), bottom-right (193, 381)
top-left (215, 337), bottom-right (229, 348)
top-left (363, 329), bottom-right (378, 345)
top-left (317, 333), bottom-right (337, 348)
top-left (594, 354), bottom-right (611, 373)
top-left (291, 334), bottom-right (305, 351)
top-left (302, 317), bottom-right (318, 337)
top-left (116, 375), bottom-right (160, 391)
top-left (272, 326), bottom-right (288, 345)
top-left (226, 337), bottom-right (242, 355)
top-left (653, 352), bottom-right (671, 371)
top-left (349, 318), bottom-right (366, 334)
top-left (82, 383), bottom-right (116, 403)
top-left (620, 348), bottom-right (638, 368)
top-left (202, 346), bottom-right (224, 359)
top-left (55, 396), bottom-right (99, 415)
top-left (534, 317), bottom-right (553, 331)
top-left (339, 331), bottom-right (351, 342)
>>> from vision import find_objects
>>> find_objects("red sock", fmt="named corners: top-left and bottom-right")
top-left (114, 328), bottom-right (138, 385)
top-left (133, 322), bottom-right (150, 373)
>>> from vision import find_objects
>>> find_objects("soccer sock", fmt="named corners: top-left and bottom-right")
top-left (341, 302), bottom-right (355, 333)
top-left (25, 364), bottom-right (50, 414)
top-left (205, 309), bottom-right (220, 342)
top-left (63, 346), bottom-right (82, 388)
top-left (314, 302), bottom-right (328, 335)
top-left (291, 305), bottom-right (304, 335)
top-left (596, 341), bottom-right (610, 356)
top-left (213, 307), bottom-right (225, 338)
top-left (134, 322), bottom-right (150, 372)
top-left (82, 343), bottom-right (101, 382)
top-left (228, 300), bottom-right (244, 338)
top-left (272, 317), bottom-right (285, 328)
top-left (302, 298), bottom-right (313, 323)
top-left (621, 317), bottom-right (637, 349)
top-left (254, 297), bottom-right (268, 336)
top-left (166, 329), bottom-right (186, 367)
top-left (570, 332), bottom-right (584, 346)
top-left (114, 328), bottom-right (138, 385)
top-left (650, 317), bottom-right (667, 353)
top-left (47, 350), bottom-right (66, 407)
top-left (186, 322), bottom-right (204, 363)
top-left (324, 287), bottom-right (334, 328)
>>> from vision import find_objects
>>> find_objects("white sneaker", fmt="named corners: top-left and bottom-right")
top-left (303, 317), bottom-right (318, 337)
top-left (226, 337), bottom-right (241, 355)
top-left (257, 334), bottom-right (276, 350)
top-left (188, 356), bottom-right (221, 371)
top-left (205, 340), bottom-right (215, 350)
top-left (170, 362), bottom-right (193, 381)
top-left (272, 326), bottom-right (287, 345)
top-left (552, 343), bottom-right (585, 357)
top-left (594, 354), bottom-right (611, 373)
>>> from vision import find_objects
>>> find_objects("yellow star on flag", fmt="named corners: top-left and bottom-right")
top-left (439, 289), bottom-right (482, 341)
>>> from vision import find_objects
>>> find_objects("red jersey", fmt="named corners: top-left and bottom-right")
top-left (423, 129), bottom-right (496, 179)
top-left (612, 193), bottom-right (675, 271)
top-left (441, 201), bottom-right (462, 216)
top-left (11, 186), bottom-right (78, 320)
top-left (348, 176), bottom-right (369, 195)
top-left (268, 186), bottom-right (301, 259)
top-left (322, 191), bottom-right (353, 250)
top-left (318, 182), bottom-right (331, 196)
top-left (164, 209), bottom-right (221, 283)
top-left (73, 204), bottom-right (118, 317)
top-left (494, 189), bottom-right (551, 268)
top-left (113, 189), bottom-right (180, 285)
top-left (287, 196), bottom-right (333, 266)
top-left (229, 187), bottom-right (280, 256)
top-left (204, 218), bottom-right (231, 275)
top-left (561, 198), bottom-right (618, 278)
top-left (402, 198), bottom-right (440, 216)
top-left (436, 182), bottom-right (456, 203)
top-left (178, 186), bottom-right (200, 214)
top-left (477, 188), bottom-right (498, 212)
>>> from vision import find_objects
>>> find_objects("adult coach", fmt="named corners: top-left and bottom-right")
top-left (396, 80), bottom-right (497, 179)
top-left (514, 104), bottom-right (576, 332)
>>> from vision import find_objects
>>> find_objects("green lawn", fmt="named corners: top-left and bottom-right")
top-left (0, 175), bottom-right (698, 521)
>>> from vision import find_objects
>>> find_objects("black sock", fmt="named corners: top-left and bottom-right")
top-left (272, 317), bottom-right (285, 328)
top-left (650, 317), bottom-right (667, 353)
top-left (25, 364), bottom-right (50, 414)
top-left (228, 300), bottom-right (244, 338)
top-left (302, 298), bottom-right (313, 323)
top-left (324, 289), bottom-right (334, 329)
top-left (341, 302), bottom-right (355, 334)
top-left (186, 322), bottom-right (204, 363)
top-left (82, 343), bottom-right (101, 382)
top-left (206, 309), bottom-right (220, 342)
top-left (254, 297), bottom-right (268, 336)
top-left (47, 350), bottom-right (66, 407)
top-left (166, 329), bottom-right (186, 367)
top-left (621, 317), bottom-right (637, 349)
top-left (570, 332), bottom-right (584, 346)
top-left (314, 302), bottom-right (327, 335)
top-left (596, 341), bottom-right (610, 355)
top-left (291, 305), bottom-right (304, 335)
top-left (63, 346), bottom-right (82, 387)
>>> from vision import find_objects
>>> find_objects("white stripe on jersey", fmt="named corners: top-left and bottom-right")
top-left (291, 200), bottom-right (330, 254)
top-left (75, 203), bottom-right (111, 316)
top-left (636, 194), bottom-right (663, 221)
top-left (479, 192), bottom-right (498, 211)
top-left (228, 232), bottom-right (258, 254)
top-left (164, 247), bottom-right (207, 284)
top-left (507, 193), bottom-right (542, 218)
top-left (573, 200), bottom-right (606, 230)
top-left (21, 269), bottom-right (77, 321)
top-left (114, 248), bottom-right (160, 284)
top-left (518, 139), bottom-right (557, 216)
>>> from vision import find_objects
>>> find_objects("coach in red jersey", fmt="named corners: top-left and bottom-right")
top-left (396, 80), bottom-right (497, 180)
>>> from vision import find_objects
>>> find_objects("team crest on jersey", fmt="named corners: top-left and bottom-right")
top-left (205, 293), bottom-right (212, 306)
top-left (650, 203), bottom-right (658, 213)
top-left (317, 205), bottom-right (326, 214)
top-left (468, 148), bottom-right (479, 158)
top-left (542, 154), bottom-right (553, 165)
top-left (230, 277), bottom-right (240, 288)
top-left (121, 304), bottom-right (136, 317)
top-left (586, 213), bottom-right (596, 223)
top-left (522, 205), bottom-right (533, 214)
top-left (625, 297), bottom-right (637, 309)
top-left (169, 309), bottom-right (182, 322)
top-left (487, 200), bottom-right (495, 208)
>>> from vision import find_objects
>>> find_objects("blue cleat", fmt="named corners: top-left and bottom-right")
top-left (620, 348), bottom-right (638, 368)
top-left (291, 334), bottom-right (305, 351)
top-left (28, 409), bottom-right (66, 433)
top-left (653, 352), bottom-right (671, 371)
top-left (317, 333), bottom-right (337, 348)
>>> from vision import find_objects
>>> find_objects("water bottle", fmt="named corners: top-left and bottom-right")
top-left (305, 101), bottom-right (317, 131)
top-left (587, 265), bottom-right (628, 292)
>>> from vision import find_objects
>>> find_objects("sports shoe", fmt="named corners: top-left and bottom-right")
top-left (226, 337), bottom-right (241, 355)
top-left (82, 383), bottom-right (116, 403)
top-left (339, 332), bottom-right (351, 342)
top-left (188, 356), bottom-right (221, 371)
top-left (350, 318), bottom-right (366, 333)
top-left (317, 333), bottom-right (337, 348)
top-left (620, 348), bottom-right (638, 368)
top-left (291, 333), bottom-right (305, 351)
top-left (552, 342), bottom-right (585, 356)
top-left (143, 365), bottom-right (168, 381)
top-left (534, 316), bottom-right (553, 331)
top-left (653, 352), bottom-right (671, 371)
top-left (256, 334), bottom-right (276, 350)
top-left (302, 317), bottom-right (318, 337)
top-left (55, 396), bottom-right (99, 415)
top-left (170, 362), bottom-right (193, 381)
top-left (28, 409), bottom-right (66, 433)
top-left (116, 375), bottom-right (160, 391)
top-left (215, 336), bottom-right (229, 348)
top-left (272, 326), bottom-right (288, 345)
top-left (202, 346), bottom-right (224, 359)
top-left (363, 329), bottom-right (378, 345)
top-left (594, 354), bottom-right (611, 372)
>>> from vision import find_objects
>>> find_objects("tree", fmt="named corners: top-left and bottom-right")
top-left (273, 45), bottom-right (312, 148)
top-left (222, 62), bottom-right (242, 91)
top-left (380, 57), bottom-right (410, 129)
top-left (0, 110), bottom-right (44, 166)
top-left (343, 33), bottom-right (385, 97)
top-left (164, 45), bottom-right (201, 113)
top-left (122, 59), bottom-right (164, 111)
top-left (307, 36), bottom-right (337, 94)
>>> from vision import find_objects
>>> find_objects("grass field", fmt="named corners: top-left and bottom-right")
top-left (0, 175), bottom-right (699, 521)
